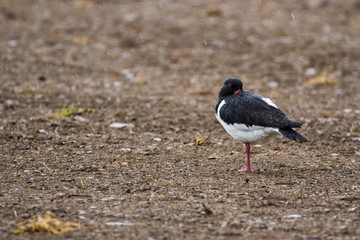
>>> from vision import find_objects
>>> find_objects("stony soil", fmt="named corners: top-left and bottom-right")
top-left (1, 0), bottom-right (360, 239)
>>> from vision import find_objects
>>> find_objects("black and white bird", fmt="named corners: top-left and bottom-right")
top-left (215, 78), bottom-right (307, 172)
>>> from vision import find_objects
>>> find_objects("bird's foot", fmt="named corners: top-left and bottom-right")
top-left (238, 168), bottom-right (252, 173)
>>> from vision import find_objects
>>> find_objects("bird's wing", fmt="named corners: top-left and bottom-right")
top-left (219, 94), bottom-right (301, 129)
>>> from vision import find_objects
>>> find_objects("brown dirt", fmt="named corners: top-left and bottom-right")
top-left (1, 0), bottom-right (360, 239)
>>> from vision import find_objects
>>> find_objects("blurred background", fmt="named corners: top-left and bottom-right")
top-left (1, 0), bottom-right (359, 239)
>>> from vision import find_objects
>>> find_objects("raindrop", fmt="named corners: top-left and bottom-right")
top-left (291, 13), bottom-right (296, 21)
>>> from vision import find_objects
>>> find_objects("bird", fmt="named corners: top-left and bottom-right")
top-left (215, 78), bottom-right (307, 172)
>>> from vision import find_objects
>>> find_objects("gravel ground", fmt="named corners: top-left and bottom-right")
top-left (1, 0), bottom-right (359, 239)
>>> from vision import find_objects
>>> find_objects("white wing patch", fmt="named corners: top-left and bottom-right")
top-left (262, 97), bottom-right (278, 109)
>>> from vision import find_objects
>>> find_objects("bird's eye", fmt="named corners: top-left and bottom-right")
top-left (228, 83), bottom-right (232, 87)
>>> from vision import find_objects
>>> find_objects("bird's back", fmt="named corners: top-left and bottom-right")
top-left (217, 92), bottom-right (301, 129)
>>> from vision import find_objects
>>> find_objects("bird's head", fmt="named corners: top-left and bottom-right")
top-left (219, 78), bottom-right (243, 97)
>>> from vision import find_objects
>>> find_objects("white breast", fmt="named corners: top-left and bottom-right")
top-left (215, 100), bottom-right (281, 144)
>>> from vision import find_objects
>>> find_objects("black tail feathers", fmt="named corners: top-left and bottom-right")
top-left (279, 127), bottom-right (307, 142)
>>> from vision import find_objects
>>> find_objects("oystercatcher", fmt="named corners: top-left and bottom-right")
top-left (215, 78), bottom-right (307, 172)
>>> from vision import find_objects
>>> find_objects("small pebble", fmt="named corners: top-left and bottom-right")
top-left (38, 76), bottom-right (47, 81)
top-left (348, 207), bottom-right (357, 212)
top-left (109, 123), bottom-right (134, 129)
top-left (38, 129), bottom-right (48, 134)
top-left (8, 40), bottom-right (17, 47)
top-left (305, 68), bottom-right (317, 76)
top-left (285, 214), bottom-right (302, 219)
top-left (106, 221), bottom-right (133, 226)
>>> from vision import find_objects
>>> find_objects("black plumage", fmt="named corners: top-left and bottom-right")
top-left (216, 92), bottom-right (302, 130)
top-left (215, 78), bottom-right (307, 172)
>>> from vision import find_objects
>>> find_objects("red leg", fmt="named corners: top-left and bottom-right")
top-left (238, 143), bottom-right (252, 172)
